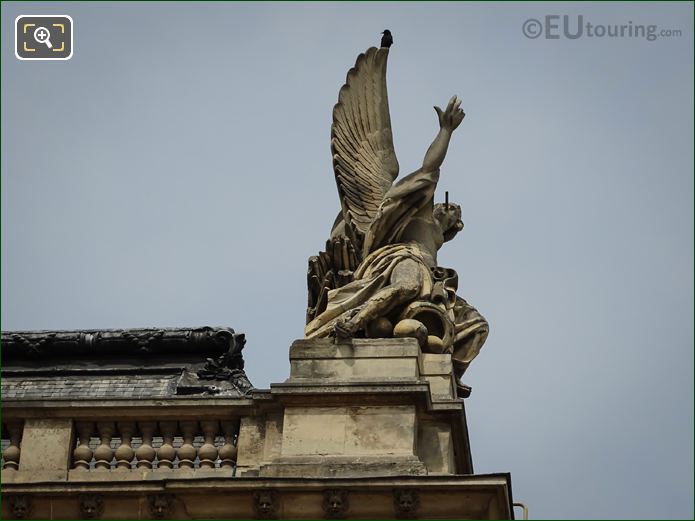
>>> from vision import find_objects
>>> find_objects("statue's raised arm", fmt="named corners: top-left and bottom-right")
top-left (424, 95), bottom-right (465, 172)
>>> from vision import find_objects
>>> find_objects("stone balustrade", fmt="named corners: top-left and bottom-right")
top-left (72, 419), bottom-right (240, 471)
top-left (1, 415), bottom-right (242, 484)
top-left (1, 420), bottom-right (24, 471)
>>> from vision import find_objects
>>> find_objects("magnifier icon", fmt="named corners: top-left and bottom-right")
top-left (33, 26), bottom-right (53, 49)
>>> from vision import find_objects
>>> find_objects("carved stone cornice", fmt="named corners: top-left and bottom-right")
top-left (1, 326), bottom-right (243, 360)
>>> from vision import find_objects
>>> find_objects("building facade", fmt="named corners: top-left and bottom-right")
top-left (1, 326), bottom-right (515, 519)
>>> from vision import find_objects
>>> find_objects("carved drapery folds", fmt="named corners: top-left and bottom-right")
top-left (307, 236), bottom-right (359, 323)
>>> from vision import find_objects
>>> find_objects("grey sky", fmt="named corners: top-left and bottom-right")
top-left (2, 2), bottom-right (693, 518)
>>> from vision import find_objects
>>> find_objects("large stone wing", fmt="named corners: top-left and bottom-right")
top-left (331, 47), bottom-right (399, 251)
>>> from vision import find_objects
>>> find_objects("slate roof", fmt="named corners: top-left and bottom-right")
top-left (2, 374), bottom-right (179, 400)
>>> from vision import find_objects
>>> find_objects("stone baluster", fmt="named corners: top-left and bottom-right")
top-left (156, 422), bottom-right (177, 470)
top-left (135, 421), bottom-right (157, 470)
top-left (177, 421), bottom-right (198, 469)
top-left (114, 422), bottom-right (136, 470)
top-left (218, 420), bottom-right (238, 470)
top-left (73, 422), bottom-right (95, 470)
top-left (198, 421), bottom-right (219, 469)
top-left (94, 422), bottom-right (115, 470)
top-left (2, 420), bottom-right (24, 471)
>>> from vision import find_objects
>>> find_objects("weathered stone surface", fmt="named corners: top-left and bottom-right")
top-left (262, 413), bottom-right (284, 462)
top-left (281, 406), bottom-right (416, 457)
top-left (290, 338), bottom-right (420, 359)
top-left (236, 416), bottom-right (265, 474)
top-left (17, 419), bottom-right (72, 481)
top-left (344, 406), bottom-right (417, 456)
top-left (419, 353), bottom-right (453, 375)
top-left (417, 421), bottom-right (455, 474)
top-left (288, 338), bottom-right (420, 383)
top-left (259, 455), bottom-right (426, 478)
top-left (418, 352), bottom-right (456, 401)
top-left (291, 357), bottom-right (419, 381)
top-left (422, 375), bottom-right (455, 401)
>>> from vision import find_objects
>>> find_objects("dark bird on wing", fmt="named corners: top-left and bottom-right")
top-left (380, 30), bottom-right (393, 48)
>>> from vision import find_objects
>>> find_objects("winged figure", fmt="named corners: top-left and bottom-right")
top-left (305, 47), bottom-right (488, 391)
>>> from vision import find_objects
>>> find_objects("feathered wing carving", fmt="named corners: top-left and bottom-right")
top-left (331, 47), bottom-right (399, 254)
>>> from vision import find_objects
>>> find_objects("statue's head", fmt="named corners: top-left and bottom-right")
top-left (148, 495), bottom-right (173, 519)
top-left (394, 489), bottom-right (420, 518)
top-left (79, 494), bottom-right (104, 520)
top-left (10, 496), bottom-right (31, 519)
top-left (323, 489), bottom-right (349, 519)
top-left (434, 202), bottom-right (463, 242)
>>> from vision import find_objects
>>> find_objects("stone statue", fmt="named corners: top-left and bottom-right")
top-left (305, 47), bottom-right (488, 392)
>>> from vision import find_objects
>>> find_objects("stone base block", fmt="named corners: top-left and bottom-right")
top-left (419, 353), bottom-right (457, 401)
top-left (287, 338), bottom-right (420, 382)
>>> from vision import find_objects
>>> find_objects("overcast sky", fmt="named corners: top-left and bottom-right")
top-left (2, 2), bottom-right (693, 519)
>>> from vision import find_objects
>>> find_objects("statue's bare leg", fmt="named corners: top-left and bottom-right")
top-left (333, 259), bottom-right (423, 337)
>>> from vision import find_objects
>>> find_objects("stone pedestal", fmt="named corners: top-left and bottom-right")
top-left (237, 338), bottom-right (472, 478)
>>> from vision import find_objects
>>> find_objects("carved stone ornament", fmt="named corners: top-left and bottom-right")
top-left (79, 494), bottom-right (104, 520)
top-left (253, 490), bottom-right (278, 520)
top-left (8, 495), bottom-right (32, 520)
top-left (197, 331), bottom-right (254, 395)
top-left (322, 489), bottom-right (349, 519)
top-left (2, 326), bottom-right (243, 359)
top-left (148, 494), bottom-right (174, 519)
top-left (304, 46), bottom-right (489, 392)
top-left (394, 489), bottom-right (420, 519)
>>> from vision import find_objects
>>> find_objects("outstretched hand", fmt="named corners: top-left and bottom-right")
top-left (434, 96), bottom-right (465, 133)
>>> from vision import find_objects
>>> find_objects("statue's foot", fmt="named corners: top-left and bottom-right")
top-left (455, 381), bottom-right (472, 399)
